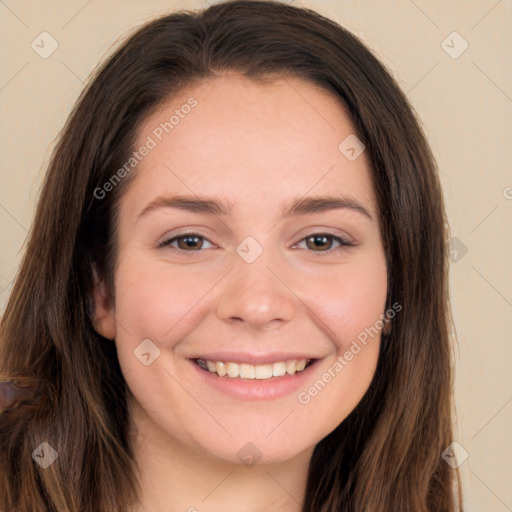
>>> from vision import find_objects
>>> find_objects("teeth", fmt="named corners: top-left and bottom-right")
top-left (286, 360), bottom-right (296, 374)
top-left (255, 364), bottom-right (273, 379)
top-left (272, 361), bottom-right (286, 377)
top-left (197, 358), bottom-right (311, 379)
top-left (226, 362), bottom-right (239, 378)
top-left (216, 361), bottom-right (227, 377)
top-left (240, 363), bottom-right (256, 379)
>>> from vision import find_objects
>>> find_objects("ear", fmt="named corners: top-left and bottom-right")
top-left (91, 267), bottom-right (117, 340)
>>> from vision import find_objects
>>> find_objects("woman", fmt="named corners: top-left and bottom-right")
top-left (0, 1), bottom-right (464, 510)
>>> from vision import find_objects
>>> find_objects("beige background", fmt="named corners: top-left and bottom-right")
top-left (1, 1), bottom-right (511, 510)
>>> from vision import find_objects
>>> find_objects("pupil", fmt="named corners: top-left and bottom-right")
top-left (310, 235), bottom-right (330, 251)
top-left (181, 236), bottom-right (200, 249)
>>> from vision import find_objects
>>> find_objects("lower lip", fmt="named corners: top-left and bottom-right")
top-left (190, 359), bottom-right (320, 401)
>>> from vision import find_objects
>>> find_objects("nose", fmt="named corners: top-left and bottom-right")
top-left (215, 250), bottom-right (296, 330)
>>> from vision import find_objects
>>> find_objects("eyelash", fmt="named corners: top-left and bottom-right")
top-left (158, 231), bottom-right (355, 255)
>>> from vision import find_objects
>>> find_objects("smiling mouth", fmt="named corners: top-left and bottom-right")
top-left (194, 358), bottom-right (316, 379)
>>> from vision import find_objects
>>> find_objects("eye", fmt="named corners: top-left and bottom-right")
top-left (158, 231), bottom-right (354, 255)
top-left (158, 232), bottom-right (214, 252)
top-left (294, 233), bottom-right (354, 254)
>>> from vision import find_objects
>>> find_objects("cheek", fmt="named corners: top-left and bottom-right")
top-left (306, 251), bottom-right (388, 346)
top-left (292, 253), bottom-right (387, 431)
top-left (116, 261), bottom-right (208, 330)
top-left (110, 259), bottom-right (217, 416)
top-left (111, 256), bottom-right (223, 358)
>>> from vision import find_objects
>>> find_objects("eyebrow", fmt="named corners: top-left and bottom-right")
top-left (137, 194), bottom-right (374, 223)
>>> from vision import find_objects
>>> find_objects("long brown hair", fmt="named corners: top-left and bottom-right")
top-left (0, 1), bottom-right (463, 510)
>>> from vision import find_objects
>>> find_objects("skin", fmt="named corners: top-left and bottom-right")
top-left (93, 73), bottom-right (388, 512)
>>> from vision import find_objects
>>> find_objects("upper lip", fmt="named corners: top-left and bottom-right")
top-left (191, 352), bottom-right (320, 365)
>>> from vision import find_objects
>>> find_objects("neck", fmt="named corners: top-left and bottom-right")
top-left (127, 395), bottom-right (313, 512)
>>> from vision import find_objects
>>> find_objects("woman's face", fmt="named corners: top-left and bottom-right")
top-left (93, 73), bottom-right (387, 465)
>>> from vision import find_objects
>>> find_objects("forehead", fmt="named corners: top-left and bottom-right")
top-left (127, 73), bottom-right (376, 216)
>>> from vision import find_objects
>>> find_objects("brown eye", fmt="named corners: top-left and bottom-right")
top-left (159, 233), bottom-right (213, 251)
top-left (176, 235), bottom-right (203, 250)
top-left (297, 233), bottom-right (354, 254)
top-left (305, 234), bottom-right (332, 251)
